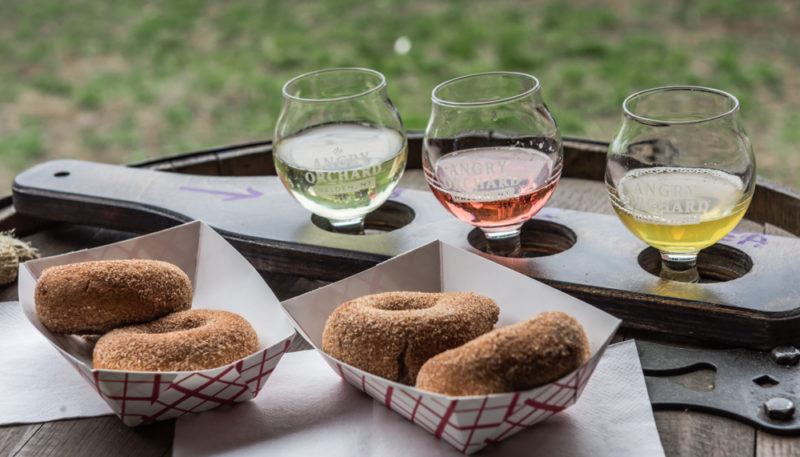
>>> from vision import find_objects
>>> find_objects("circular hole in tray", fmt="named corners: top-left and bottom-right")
top-left (637, 244), bottom-right (753, 283)
top-left (311, 200), bottom-right (415, 235)
top-left (53, 171), bottom-right (70, 177)
top-left (468, 219), bottom-right (577, 258)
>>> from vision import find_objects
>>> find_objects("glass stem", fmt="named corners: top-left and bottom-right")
top-left (484, 230), bottom-right (522, 257)
top-left (328, 217), bottom-right (366, 235)
top-left (659, 251), bottom-right (700, 283)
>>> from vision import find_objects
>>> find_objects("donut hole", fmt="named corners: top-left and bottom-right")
top-left (374, 301), bottom-right (434, 311)
top-left (135, 315), bottom-right (208, 334)
top-left (368, 293), bottom-right (437, 311)
top-left (468, 219), bottom-right (577, 258)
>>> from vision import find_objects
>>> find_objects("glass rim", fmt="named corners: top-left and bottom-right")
top-left (281, 67), bottom-right (387, 103)
top-left (431, 71), bottom-right (541, 107)
top-left (622, 85), bottom-right (740, 126)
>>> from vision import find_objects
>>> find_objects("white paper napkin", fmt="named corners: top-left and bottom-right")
top-left (174, 340), bottom-right (665, 457)
top-left (0, 302), bottom-right (112, 425)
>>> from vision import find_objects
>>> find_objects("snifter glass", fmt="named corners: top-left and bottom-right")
top-left (274, 68), bottom-right (407, 234)
top-left (606, 86), bottom-right (756, 283)
top-left (423, 72), bottom-right (563, 257)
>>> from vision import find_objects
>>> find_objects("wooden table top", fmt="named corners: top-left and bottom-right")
top-left (0, 170), bottom-right (797, 457)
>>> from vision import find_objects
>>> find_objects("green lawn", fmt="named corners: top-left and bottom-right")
top-left (1, 0), bottom-right (799, 189)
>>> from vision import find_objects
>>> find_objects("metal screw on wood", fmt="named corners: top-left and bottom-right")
top-left (770, 346), bottom-right (800, 366)
top-left (764, 397), bottom-right (795, 421)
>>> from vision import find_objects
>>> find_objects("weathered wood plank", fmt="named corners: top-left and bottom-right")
top-left (0, 423), bottom-right (41, 457)
top-left (756, 433), bottom-right (800, 457)
top-left (654, 411), bottom-right (756, 457)
top-left (14, 417), bottom-right (172, 457)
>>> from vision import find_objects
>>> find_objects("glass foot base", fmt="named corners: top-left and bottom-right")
top-left (327, 217), bottom-right (365, 235)
top-left (660, 251), bottom-right (700, 283)
top-left (484, 230), bottom-right (522, 257)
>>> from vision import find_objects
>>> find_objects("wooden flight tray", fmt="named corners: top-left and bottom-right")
top-left (10, 135), bottom-right (800, 350)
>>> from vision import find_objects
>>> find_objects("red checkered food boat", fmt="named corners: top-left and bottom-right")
top-left (17, 222), bottom-right (296, 426)
top-left (282, 240), bottom-right (620, 454)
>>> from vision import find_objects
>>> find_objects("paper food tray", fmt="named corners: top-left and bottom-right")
top-left (18, 221), bottom-right (296, 426)
top-left (281, 240), bottom-right (621, 454)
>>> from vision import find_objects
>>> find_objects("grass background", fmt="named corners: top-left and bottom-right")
top-left (1, 0), bottom-right (799, 190)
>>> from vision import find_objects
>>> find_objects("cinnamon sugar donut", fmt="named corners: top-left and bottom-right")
top-left (416, 311), bottom-right (589, 396)
top-left (322, 291), bottom-right (499, 384)
top-left (93, 309), bottom-right (259, 371)
top-left (35, 259), bottom-right (192, 334)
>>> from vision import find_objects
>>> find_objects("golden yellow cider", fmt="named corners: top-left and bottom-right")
top-left (609, 167), bottom-right (751, 253)
top-left (613, 199), bottom-right (750, 253)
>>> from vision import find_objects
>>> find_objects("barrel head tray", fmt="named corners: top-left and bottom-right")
top-left (12, 159), bottom-right (800, 349)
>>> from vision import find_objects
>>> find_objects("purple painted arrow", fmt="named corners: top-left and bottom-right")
top-left (179, 186), bottom-right (263, 201)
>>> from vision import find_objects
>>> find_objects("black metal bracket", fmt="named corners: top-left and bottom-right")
top-left (638, 340), bottom-right (800, 434)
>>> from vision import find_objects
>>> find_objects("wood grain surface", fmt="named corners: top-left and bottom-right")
top-left (0, 170), bottom-right (796, 457)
